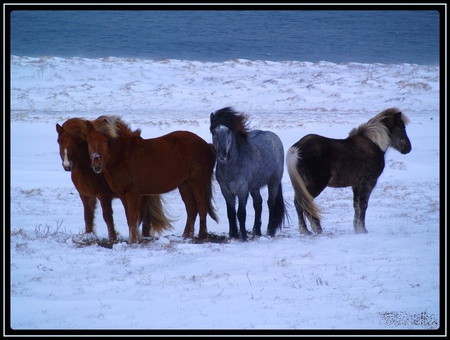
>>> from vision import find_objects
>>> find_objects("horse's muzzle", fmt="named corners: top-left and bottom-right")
top-left (216, 152), bottom-right (228, 163)
top-left (91, 152), bottom-right (103, 173)
top-left (92, 164), bottom-right (103, 173)
top-left (400, 140), bottom-right (412, 154)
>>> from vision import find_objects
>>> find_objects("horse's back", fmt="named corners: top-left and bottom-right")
top-left (159, 130), bottom-right (207, 146)
top-left (292, 133), bottom-right (385, 189)
top-left (248, 129), bottom-right (285, 182)
top-left (295, 133), bottom-right (384, 162)
top-left (161, 130), bottom-right (215, 167)
top-left (249, 129), bottom-right (284, 154)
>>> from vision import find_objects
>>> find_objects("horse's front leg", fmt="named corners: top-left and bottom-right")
top-left (223, 193), bottom-right (238, 239)
top-left (237, 192), bottom-right (249, 241)
top-left (250, 190), bottom-right (262, 237)
top-left (98, 194), bottom-right (117, 241)
top-left (352, 181), bottom-right (376, 233)
top-left (121, 193), bottom-right (141, 243)
top-left (79, 194), bottom-right (97, 234)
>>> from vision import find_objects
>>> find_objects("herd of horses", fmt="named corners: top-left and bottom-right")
top-left (56, 107), bottom-right (411, 244)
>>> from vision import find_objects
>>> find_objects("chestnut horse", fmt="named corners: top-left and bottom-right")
top-left (85, 115), bottom-right (218, 243)
top-left (286, 108), bottom-right (412, 235)
top-left (56, 118), bottom-right (172, 241)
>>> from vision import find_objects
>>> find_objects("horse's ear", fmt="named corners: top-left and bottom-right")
top-left (395, 111), bottom-right (409, 125)
top-left (85, 120), bottom-right (93, 132)
top-left (394, 111), bottom-right (403, 123)
top-left (56, 123), bottom-right (62, 133)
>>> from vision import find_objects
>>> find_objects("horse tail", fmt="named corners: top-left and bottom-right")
top-left (207, 143), bottom-right (219, 223)
top-left (144, 195), bottom-right (174, 235)
top-left (286, 146), bottom-right (320, 220)
top-left (273, 183), bottom-right (287, 230)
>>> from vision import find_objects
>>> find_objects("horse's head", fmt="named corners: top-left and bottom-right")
top-left (85, 121), bottom-right (109, 174)
top-left (211, 125), bottom-right (233, 163)
top-left (388, 111), bottom-right (412, 154)
top-left (56, 123), bottom-right (77, 171)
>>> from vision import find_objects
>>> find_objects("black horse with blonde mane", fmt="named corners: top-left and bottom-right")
top-left (286, 108), bottom-right (412, 235)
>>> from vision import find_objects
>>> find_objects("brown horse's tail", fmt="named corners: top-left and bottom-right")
top-left (141, 195), bottom-right (174, 236)
top-left (286, 146), bottom-right (320, 220)
top-left (207, 143), bottom-right (219, 223)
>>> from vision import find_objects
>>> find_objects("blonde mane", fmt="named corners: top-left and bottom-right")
top-left (91, 115), bottom-right (141, 139)
top-left (348, 108), bottom-right (409, 152)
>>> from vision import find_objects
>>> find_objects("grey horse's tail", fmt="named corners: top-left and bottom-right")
top-left (273, 183), bottom-right (287, 230)
top-left (286, 146), bottom-right (320, 220)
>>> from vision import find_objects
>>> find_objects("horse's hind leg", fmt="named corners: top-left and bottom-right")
top-left (139, 196), bottom-right (151, 237)
top-left (189, 181), bottom-right (210, 240)
top-left (80, 194), bottom-right (97, 234)
top-left (178, 183), bottom-right (198, 239)
top-left (140, 195), bottom-right (172, 237)
top-left (352, 182), bottom-right (375, 233)
top-left (250, 190), bottom-right (262, 237)
top-left (305, 212), bottom-right (322, 234)
top-left (293, 196), bottom-right (312, 235)
top-left (293, 190), bottom-right (322, 234)
top-left (98, 194), bottom-right (117, 241)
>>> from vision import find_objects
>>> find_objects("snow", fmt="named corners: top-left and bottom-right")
top-left (7, 56), bottom-right (443, 335)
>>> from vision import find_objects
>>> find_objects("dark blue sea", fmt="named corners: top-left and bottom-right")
top-left (10, 9), bottom-right (440, 65)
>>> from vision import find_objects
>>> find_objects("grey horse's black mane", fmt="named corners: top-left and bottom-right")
top-left (210, 107), bottom-right (250, 139)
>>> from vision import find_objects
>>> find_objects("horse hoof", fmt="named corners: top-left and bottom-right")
top-left (355, 228), bottom-right (368, 234)
top-left (267, 229), bottom-right (277, 237)
top-left (72, 232), bottom-right (98, 245)
top-left (197, 232), bottom-right (208, 240)
top-left (253, 228), bottom-right (262, 236)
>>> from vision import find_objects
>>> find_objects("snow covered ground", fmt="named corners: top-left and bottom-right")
top-left (7, 56), bottom-right (443, 335)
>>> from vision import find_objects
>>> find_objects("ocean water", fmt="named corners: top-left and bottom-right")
top-left (8, 8), bottom-right (441, 119)
top-left (9, 9), bottom-right (440, 65)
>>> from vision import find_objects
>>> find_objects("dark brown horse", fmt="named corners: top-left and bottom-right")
top-left (85, 115), bottom-right (218, 243)
top-left (286, 108), bottom-right (412, 235)
top-left (56, 118), bottom-right (172, 241)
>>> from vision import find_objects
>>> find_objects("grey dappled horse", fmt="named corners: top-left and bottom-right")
top-left (210, 107), bottom-right (287, 240)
